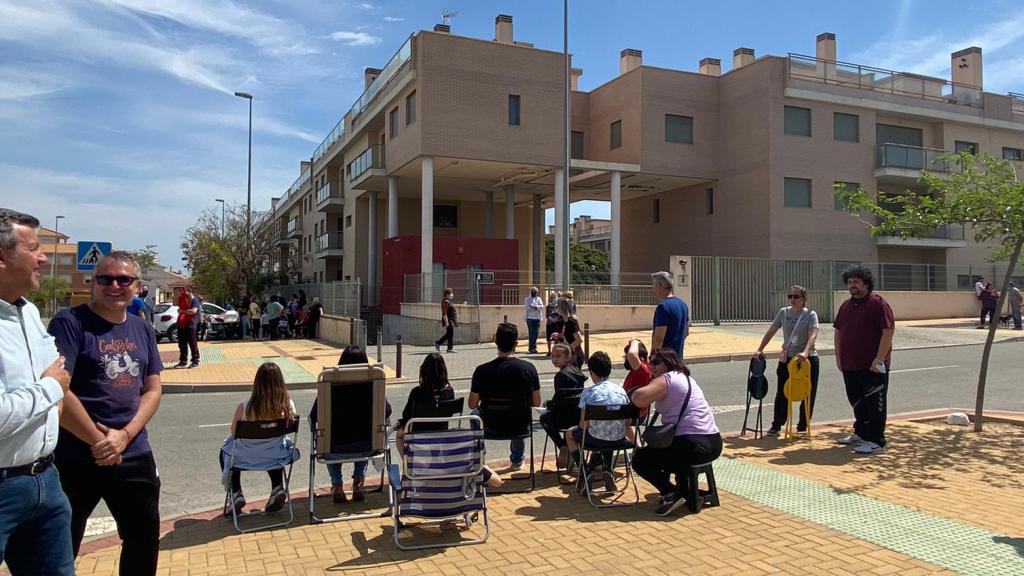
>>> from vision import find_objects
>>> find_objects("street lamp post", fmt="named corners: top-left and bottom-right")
top-left (50, 215), bottom-right (64, 316)
top-left (560, 0), bottom-right (571, 290)
top-left (234, 91), bottom-right (253, 296)
top-left (215, 198), bottom-right (226, 238)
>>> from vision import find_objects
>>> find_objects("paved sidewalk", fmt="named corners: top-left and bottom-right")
top-left (74, 412), bottom-right (1024, 575)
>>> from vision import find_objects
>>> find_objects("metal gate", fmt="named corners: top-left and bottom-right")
top-left (691, 257), bottom-right (835, 324)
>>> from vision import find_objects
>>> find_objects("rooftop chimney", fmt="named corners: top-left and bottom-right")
top-left (433, 23), bottom-right (450, 33)
top-left (364, 67), bottom-right (381, 89)
top-left (570, 67), bottom-right (583, 90)
top-left (620, 48), bottom-right (642, 75)
top-left (816, 32), bottom-right (836, 62)
top-left (495, 14), bottom-right (513, 44)
top-left (733, 47), bottom-right (755, 69)
top-left (952, 46), bottom-right (983, 88)
top-left (699, 57), bottom-right (721, 76)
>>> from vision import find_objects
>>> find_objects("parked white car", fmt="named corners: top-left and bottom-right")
top-left (152, 302), bottom-right (240, 342)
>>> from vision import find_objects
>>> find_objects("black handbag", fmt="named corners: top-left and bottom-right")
top-left (641, 376), bottom-right (693, 449)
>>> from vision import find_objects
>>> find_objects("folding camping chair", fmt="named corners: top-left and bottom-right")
top-left (309, 364), bottom-right (392, 523)
top-left (390, 415), bottom-right (490, 551)
top-left (478, 393), bottom-right (536, 493)
top-left (578, 404), bottom-right (640, 509)
top-left (222, 416), bottom-right (301, 533)
top-left (538, 388), bottom-right (583, 484)
top-left (742, 355), bottom-right (769, 438)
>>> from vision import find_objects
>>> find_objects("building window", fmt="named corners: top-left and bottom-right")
top-left (957, 274), bottom-right (984, 290)
top-left (834, 181), bottom-right (859, 210)
top-left (833, 112), bottom-right (859, 142)
top-left (652, 198), bottom-right (660, 223)
top-left (58, 255), bottom-right (73, 266)
top-left (389, 107), bottom-right (399, 138)
top-left (955, 140), bottom-right (978, 154)
top-left (610, 120), bottom-right (622, 149)
top-left (1003, 147), bottom-right (1022, 161)
top-left (784, 106), bottom-right (811, 136)
top-left (406, 91), bottom-right (416, 125)
top-left (345, 215), bottom-right (352, 228)
top-left (571, 131), bottom-right (584, 159)
top-left (508, 94), bottom-right (520, 126)
top-left (705, 188), bottom-right (714, 215)
top-left (665, 114), bottom-right (694, 144)
top-left (784, 177), bottom-right (812, 207)
top-left (434, 205), bottom-right (458, 228)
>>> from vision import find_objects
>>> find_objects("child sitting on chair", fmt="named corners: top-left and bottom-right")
top-left (220, 362), bottom-right (298, 517)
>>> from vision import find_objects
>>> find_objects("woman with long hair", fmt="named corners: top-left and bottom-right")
top-left (544, 291), bottom-right (563, 357)
top-left (558, 298), bottom-right (585, 369)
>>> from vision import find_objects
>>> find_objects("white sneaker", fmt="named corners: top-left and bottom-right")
top-left (836, 433), bottom-right (862, 445)
top-left (853, 441), bottom-right (884, 454)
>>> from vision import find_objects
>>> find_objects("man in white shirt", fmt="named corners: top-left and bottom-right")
top-left (0, 208), bottom-right (74, 575)
top-left (523, 286), bottom-right (544, 354)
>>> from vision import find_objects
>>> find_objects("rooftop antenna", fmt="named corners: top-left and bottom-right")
top-left (441, 10), bottom-right (458, 26)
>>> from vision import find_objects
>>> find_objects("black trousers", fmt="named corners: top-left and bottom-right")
top-left (981, 305), bottom-right (996, 326)
top-left (218, 452), bottom-right (284, 493)
top-left (539, 411), bottom-right (567, 449)
top-left (58, 453), bottom-right (161, 576)
top-left (632, 433), bottom-right (722, 496)
top-left (177, 324), bottom-right (199, 364)
top-left (435, 324), bottom-right (454, 350)
top-left (771, 357), bottom-right (820, 431)
top-left (251, 320), bottom-right (261, 339)
top-left (842, 370), bottom-right (889, 446)
top-left (306, 319), bottom-right (319, 339)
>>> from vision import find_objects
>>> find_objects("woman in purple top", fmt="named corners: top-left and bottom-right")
top-left (630, 348), bottom-right (721, 517)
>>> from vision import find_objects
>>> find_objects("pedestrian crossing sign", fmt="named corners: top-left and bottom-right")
top-left (76, 241), bottom-right (112, 272)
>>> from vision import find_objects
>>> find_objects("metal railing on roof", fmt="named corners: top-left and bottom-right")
top-left (1010, 92), bottom-right (1024, 117)
top-left (787, 53), bottom-right (982, 108)
top-left (313, 117), bottom-right (345, 163)
top-left (350, 36), bottom-right (413, 117)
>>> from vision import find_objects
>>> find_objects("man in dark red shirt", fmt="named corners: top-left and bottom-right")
top-left (623, 339), bottom-right (653, 419)
top-left (833, 266), bottom-right (895, 455)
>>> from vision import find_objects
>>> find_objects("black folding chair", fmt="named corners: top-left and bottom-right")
top-left (539, 389), bottom-right (583, 484)
top-left (579, 404), bottom-right (640, 509)
top-left (742, 356), bottom-right (769, 438)
top-left (408, 397), bottom-right (465, 426)
top-left (223, 417), bottom-right (300, 533)
top-left (478, 394), bottom-right (535, 493)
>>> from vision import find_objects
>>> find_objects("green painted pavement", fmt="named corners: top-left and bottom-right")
top-left (716, 457), bottom-right (1024, 575)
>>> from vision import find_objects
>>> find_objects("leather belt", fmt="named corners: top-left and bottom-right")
top-left (0, 454), bottom-right (54, 480)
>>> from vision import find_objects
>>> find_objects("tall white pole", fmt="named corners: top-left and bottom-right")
top-left (560, 0), bottom-right (571, 290)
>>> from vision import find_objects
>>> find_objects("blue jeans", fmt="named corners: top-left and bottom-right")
top-left (240, 315), bottom-right (249, 338)
top-left (327, 461), bottom-right (368, 485)
top-left (526, 318), bottom-right (540, 351)
top-left (471, 409), bottom-right (526, 465)
top-left (0, 464), bottom-right (75, 576)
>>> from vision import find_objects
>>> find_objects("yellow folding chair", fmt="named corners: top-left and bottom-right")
top-left (783, 356), bottom-right (812, 441)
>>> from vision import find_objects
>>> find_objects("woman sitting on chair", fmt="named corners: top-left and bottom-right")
top-left (221, 362), bottom-right (297, 517)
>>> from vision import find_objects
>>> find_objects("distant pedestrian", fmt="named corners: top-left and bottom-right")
top-left (544, 291), bottom-right (563, 357)
top-left (127, 289), bottom-right (146, 320)
top-left (558, 298), bottom-right (585, 369)
top-left (1009, 282), bottom-right (1023, 330)
top-left (979, 283), bottom-right (999, 329)
top-left (306, 297), bottom-right (322, 338)
top-left (523, 286), bottom-right (544, 354)
top-left (142, 285), bottom-right (155, 324)
top-left (239, 295), bottom-right (250, 339)
top-left (266, 296), bottom-right (284, 340)
top-left (0, 208), bottom-right (75, 576)
top-left (298, 289), bottom-right (307, 309)
top-left (286, 294), bottom-right (299, 337)
top-left (248, 296), bottom-right (261, 340)
top-left (175, 286), bottom-right (200, 368)
top-left (833, 266), bottom-right (894, 455)
top-left (651, 271), bottom-right (689, 359)
top-left (260, 311), bottom-right (270, 340)
top-left (434, 288), bottom-right (457, 353)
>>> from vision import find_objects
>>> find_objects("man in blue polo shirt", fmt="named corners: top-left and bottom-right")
top-left (651, 271), bottom-right (689, 360)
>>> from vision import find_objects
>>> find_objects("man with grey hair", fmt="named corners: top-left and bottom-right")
top-left (651, 271), bottom-right (689, 359)
top-left (0, 208), bottom-right (75, 575)
top-left (48, 250), bottom-right (164, 574)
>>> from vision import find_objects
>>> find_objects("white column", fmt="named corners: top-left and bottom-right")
top-left (610, 170), bottom-right (622, 304)
top-left (368, 191), bottom-right (378, 306)
top-left (505, 184), bottom-right (515, 240)
top-left (484, 190), bottom-right (494, 238)
top-left (554, 168), bottom-right (565, 287)
top-left (387, 176), bottom-right (398, 238)
top-left (532, 194), bottom-right (542, 284)
top-left (421, 157), bottom-right (434, 299)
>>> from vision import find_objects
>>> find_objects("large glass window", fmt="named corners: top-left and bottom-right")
top-left (1003, 147), bottom-right (1023, 161)
top-left (434, 205), bottom-right (458, 228)
top-left (508, 94), bottom-right (521, 126)
top-left (389, 107), bottom-right (399, 138)
top-left (406, 91), bottom-right (416, 125)
top-left (610, 120), bottom-right (622, 149)
top-left (571, 131), bottom-right (584, 159)
top-left (784, 177), bottom-right (812, 207)
top-left (665, 114), bottom-right (693, 144)
top-left (876, 124), bottom-right (923, 146)
top-left (784, 106), bottom-right (811, 136)
top-left (955, 140), bottom-right (978, 154)
top-left (833, 112), bottom-right (859, 142)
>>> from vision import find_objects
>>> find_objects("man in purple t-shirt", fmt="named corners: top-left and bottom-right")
top-left (48, 251), bottom-right (163, 575)
top-left (833, 266), bottom-right (895, 455)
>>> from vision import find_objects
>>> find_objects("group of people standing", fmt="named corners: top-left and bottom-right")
top-left (245, 291), bottom-right (323, 341)
top-left (974, 277), bottom-right (1023, 330)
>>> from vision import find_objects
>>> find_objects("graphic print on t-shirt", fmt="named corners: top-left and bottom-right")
top-left (99, 337), bottom-right (142, 387)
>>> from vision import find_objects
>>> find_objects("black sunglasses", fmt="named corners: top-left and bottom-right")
top-left (95, 275), bottom-right (138, 287)
top-left (787, 294), bottom-right (803, 300)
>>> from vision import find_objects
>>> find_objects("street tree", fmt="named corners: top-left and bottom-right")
top-left (29, 276), bottom-right (69, 315)
top-left (129, 244), bottom-right (159, 276)
top-left (835, 151), bottom-right (1024, 431)
top-left (544, 237), bottom-right (611, 284)
top-left (180, 203), bottom-right (258, 303)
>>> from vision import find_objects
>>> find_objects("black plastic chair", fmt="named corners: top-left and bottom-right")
top-left (579, 404), bottom-right (640, 509)
top-left (539, 389), bottom-right (583, 484)
top-left (478, 394), bottom-right (535, 493)
top-left (224, 417), bottom-right (300, 533)
top-left (407, 397), bottom-right (466, 429)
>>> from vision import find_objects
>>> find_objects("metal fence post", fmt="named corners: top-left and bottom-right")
top-left (396, 334), bottom-right (403, 378)
top-left (362, 320), bottom-right (368, 349)
top-left (376, 325), bottom-right (383, 363)
top-left (712, 257), bottom-right (722, 326)
top-left (583, 322), bottom-right (590, 359)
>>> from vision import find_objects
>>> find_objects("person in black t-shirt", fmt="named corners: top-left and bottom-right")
top-left (469, 323), bottom-right (541, 470)
top-left (558, 298), bottom-right (586, 369)
top-left (539, 343), bottom-right (587, 468)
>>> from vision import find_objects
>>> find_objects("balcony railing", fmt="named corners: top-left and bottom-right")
top-left (1011, 92), bottom-right (1024, 117)
top-left (876, 143), bottom-right (952, 172)
top-left (788, 54), bottom-right (982, 108)
top-left (313, 118), bottom-right (345, 163)
top-left (347, 145), bottom-right (384, 181)
top-left (878, 220), bottom-right (966, 241)
top-left (350, 36), bottom-right (413, 117)
top-left (316, 232), bottom-right (344, 254)
top-left (316, 182), bottom-right (342, 206)
top-left (286, 216), bottom-right (302, 237)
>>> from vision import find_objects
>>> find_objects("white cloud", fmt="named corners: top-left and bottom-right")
top-left (330, 31), bottom-right (383, 47)
top-left (358, 3), bottom-right (380, 10)
top-left (0, 69), bottom-right (70, 101)
top-left (383, 16), bottom-right (404, 22)
top-left (191, 110), bottom-right (321, 144)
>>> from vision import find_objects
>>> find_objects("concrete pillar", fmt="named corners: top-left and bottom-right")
top-left (387, 176), bottom-right (398, 238)
top-left (505, 184), bottom-right (515, 240)
top-left (484, 190), bottom-right (494, 238)
top-left (368, 191), bottom-right (378, 306)
top-left (532, 194), bottom-right (543, 284)
top-left (554, 168), bottom-right (565, 287)
top-left (610, 171), bottom-right (621, 304)
top-left (421, 157), bottom-right (433, 298)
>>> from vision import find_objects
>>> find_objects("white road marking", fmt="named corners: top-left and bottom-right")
top-left (710, 404), bottom-right (748, 415)
top-left (198, 422), bottom-right (231, 428)
top-left (85, 516), bottom-right (116, 537)
top-left (890, 365), bottom-right (959, 374)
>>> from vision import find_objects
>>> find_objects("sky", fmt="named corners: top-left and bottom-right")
top-left (3, 0), bottom-right (1024, 270)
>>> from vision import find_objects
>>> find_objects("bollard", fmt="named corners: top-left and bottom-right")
top-left (396, 334), bottom-right (403, 378)
top-left (584, 322), bottom-right (590, 360)
top-left (503, 314), bottom-right (508, 324)
top-left (377, 325), bottom-right (383, 366)
top-left (362, 321), bottom-right (368, 349)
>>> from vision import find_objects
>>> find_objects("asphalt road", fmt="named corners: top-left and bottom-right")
top-left (84, 340), bottom-right (1024, 529)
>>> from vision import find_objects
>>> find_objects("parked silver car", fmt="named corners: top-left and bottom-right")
top-left (152, 302), bottom-right (240, 342)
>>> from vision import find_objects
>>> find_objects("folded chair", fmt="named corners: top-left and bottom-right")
top-left (391, 415), bottom-right (490, 551)
top-left (309, 364), bottom-right (392, 523)
top-left (578, 404), bottom-right (640, 509)
top-left (223, 417), bottom-right (301, 533)
top-left (539, 389), bottom-right (583, 484)
top-left (479, 394), bottom-right (535, 493)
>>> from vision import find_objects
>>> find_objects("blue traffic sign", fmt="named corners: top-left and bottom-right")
top-left (76, 241), bottom-right (112, 272)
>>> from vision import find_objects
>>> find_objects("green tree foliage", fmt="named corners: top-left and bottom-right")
top-left (29, 275), bottom-right (70, 315)
top-left (835, 151), bottom-right (1024, 431)
top-left (544, 236), bottom-right (611, 283)
top-left (128, 245), bottom-right (159, 275)
top-left (180, 203), bottom-right (258, 304)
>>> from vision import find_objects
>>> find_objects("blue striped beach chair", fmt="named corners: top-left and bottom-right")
top-left (390, 415), bottom-right (490, 551)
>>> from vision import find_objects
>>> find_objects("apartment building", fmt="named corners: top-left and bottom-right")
top-left (254, 14), bottom-right (1024, 314)
top-left (548, 215), bottom-right (613, 254)
top-left (37, 227), bottom-right (90, 294)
